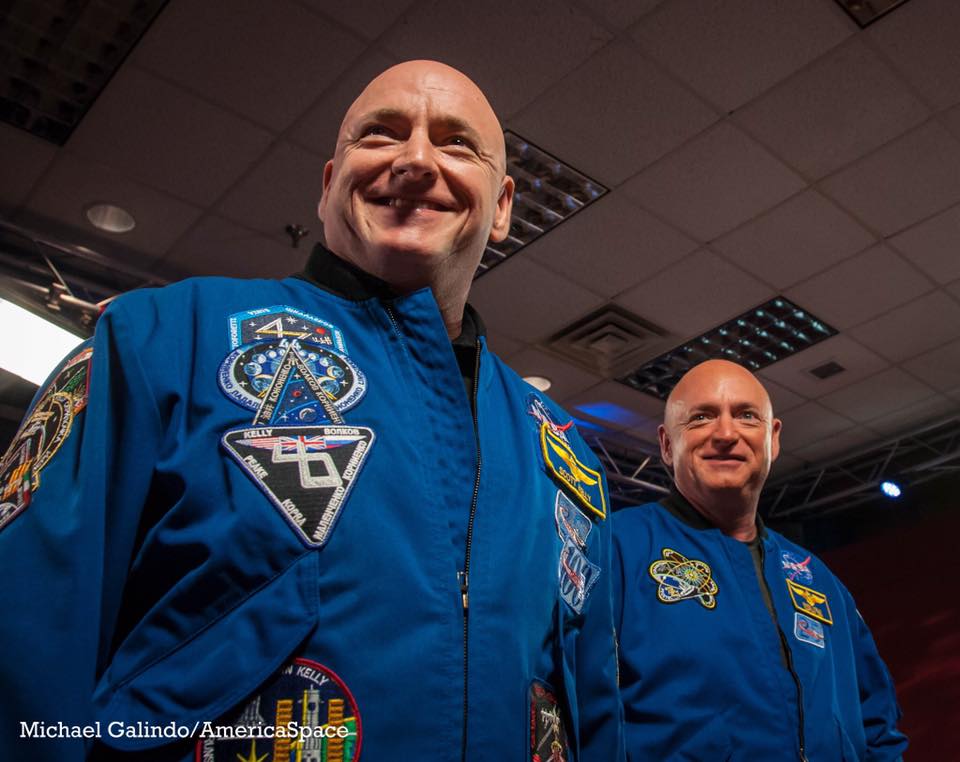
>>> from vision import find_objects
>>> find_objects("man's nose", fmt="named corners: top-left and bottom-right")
top-left (392, 130), bottom-right (438, 182)
top-left (711, 413), bottom-right (738, 443)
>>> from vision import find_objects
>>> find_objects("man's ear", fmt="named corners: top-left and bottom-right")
top-left (488, 175), bottom-right (515, 242)
top-left (770, 418), bottom-right (782, 463)
top-left (658, 424), bottom-right (674, 471)
top-left (318, 160), bottom-right (335, 222)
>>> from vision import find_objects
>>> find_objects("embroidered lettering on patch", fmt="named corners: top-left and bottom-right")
top-left (554, 491), bottom-right (592, 550)
top-left (219, 340), bottom-right (366, 415)
top-left (253, 343), bottom-right (344, 426)
top-left (648, 548), bottom-right (719, 609)
top-left (0, 345), bottom-right (92, 533)
top-left (526, 393), bottom-right (574, 443)
top-left (222, 425), bottom-right (374, 548)
top-left (228, 305), bottom-right (347, 354)
top-left (540, 423), bottom-right (606, 520)
top-left (785, 578), bottom-right (833, 625)
top-left (781, 550), bottom-right (814, 584)
top-left (558, 538), bottom-right (600, 614)
top-left (195, 657), bottom-right (361, 761)
top-left (794, 612), bottom-right (826, 649)
top-left (530, 680), bottom-right (569, 762)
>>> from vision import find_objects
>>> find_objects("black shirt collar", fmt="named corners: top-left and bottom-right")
top-left (659, 486), bottom-right (767, 539)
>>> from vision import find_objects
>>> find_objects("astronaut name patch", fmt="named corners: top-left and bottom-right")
top-left (785, 578), bottom-right (833, 626)
top-left (648, 548), bottom-right (718, 610)
top-left (195, 657), bottom-right (361, 762)
top-left (222, 425), bottom-right (374, 548)
top-left (229, 305), bottom-right (347, 354)
top-left (794, 612), bottom-right (826, 649)
top-left (558, 537), bottom-right (600, 615)
top-left (554, 491), bottom-right (592, 550)
top-left (540, 423), bottom-right (606, 521)
top-left (530, 680), bottom-right (569, 762)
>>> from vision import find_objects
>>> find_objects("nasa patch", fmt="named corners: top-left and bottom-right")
top-left (228, 305), bottom-right (347, 354)
top-left (554, 491), bottom-right (592, 550)
top-left (794, 612), bottom-right (826, 649)
top-left (781, 551), bottom-right (814, 584)
top-left (219, 341), bottom-right (366, 416)
top-left (526, 393), bottom-right (573, 443)
top-left (558, 537), bottom-right (600, 615)
top-left (530, 680), bottom-right (569, 762)
top-left (222, 425), bottom-right (375, 548)
top-left (195, 657), bottom-right (361, 762)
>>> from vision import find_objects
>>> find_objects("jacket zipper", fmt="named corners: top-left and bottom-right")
top-left (460, 340), bottom-right (482, 762)
top-left (758, 542), bottom-right (809, 762)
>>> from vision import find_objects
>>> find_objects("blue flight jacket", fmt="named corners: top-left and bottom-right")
top-left (613, 496), bottom-right (907, 762)
top-left (0, 249), bottom-right (623, 761)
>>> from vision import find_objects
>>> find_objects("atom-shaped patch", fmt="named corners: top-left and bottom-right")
top-left (648, 548), bottom-right (719, 609)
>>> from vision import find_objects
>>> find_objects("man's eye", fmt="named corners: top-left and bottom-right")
top-left (445, 135), bottom-right (477, 150)
top-left (361, 125), bottom-right (394, 138)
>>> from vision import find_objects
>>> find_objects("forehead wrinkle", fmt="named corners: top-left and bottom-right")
top-left (664, 360), bottom-right (774, 427)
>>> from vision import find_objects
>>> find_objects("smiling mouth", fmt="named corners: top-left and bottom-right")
top-left (702, 455), bottom-right (747, 462)
top-left (371, 197), bottom-right (451, 212)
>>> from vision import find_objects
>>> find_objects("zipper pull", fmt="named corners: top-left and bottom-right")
top-left (458, 570), bottom-right (469, 611)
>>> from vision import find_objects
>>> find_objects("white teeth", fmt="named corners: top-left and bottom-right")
top-left (385, 198), bottom-right (443, 211)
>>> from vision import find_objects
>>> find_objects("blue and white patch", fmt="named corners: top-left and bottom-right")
top-left (253, 343), bottom-right (344, 426)
top-left (195, 657), bottom-right (361, 761)
top-left (222, 425), bottom-right (374, 548)
top-left (554, 490), bottom-right (592, 550)
top-left (781, 551), bottom-right (814, 584)
top-left (558, 537), bottom-right (600, 615)
top-left (794, 612), bottom-right (825, 649)
top-left (526, 393), bottom-right (573, 443)
top-left (219, 340), bottom-right (366, 415)
top-left (228, 305), bottom-right (347, 354)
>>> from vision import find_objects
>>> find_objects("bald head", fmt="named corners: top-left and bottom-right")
top-left (659, 360), bottom-right (781, 536)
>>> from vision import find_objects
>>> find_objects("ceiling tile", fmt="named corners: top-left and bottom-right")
top-left (776, 401), bottom-right (857, 451)
top-left (502, 346), bottom-right (603, 401)
top-left (735, 37), bottom-right (929, 179)
top-left (217, 141), bottom-right (326, 245)
top-left (849, 290), bottom-right (960, 363)
top-left (944, 103), bottom-right (960, 141)
top-left (758, 334), bottom-right (889, 398)
top-left (763, 377), bottom-right (807, 415)
top-left (889, 203), bottom-right (960, 284)
top-left (68, 67), bottom-right (273, 207)
top-left (902, 337), bottom-right (960, 393)
top-left (949, 280), bottom-right (960, 301)
top-left (508, 41), bottom-right (718, 186)
top-left (629, 0), bottom-right (853, 111)
top-left (621, 123), bottom-right (805, 241)
top-left (23, 153), bottom-right (203, 258)
top-left (295, 0), bottom-right (416, 40)
top-left (379, 0), bottom-right (613, 117)
top-left (469, 256), bottom-right (605, 342)
top-left (132, 0), bottom-right (365, 133)
top-left (288, 49), bottom-right (399, 161)
top-left (819, 367), bottom-right (936, 424)
top-left (564, 379), bottom-right (665, 432)
top-left (0, 125), bottom-right (57, 214)
top-left (791, 425), bottom-right (881, 464)
top-left (786, 244), bottom-right (932, 330)
top-left (714, 189), bottom-right (875, 290)
top-left (819, 121), bottom-right (960, 236)
top-left (580, 0), bottom-right (665, 29)
top-left (868, 394), bottom-right (959, 437)
top-left (525, 192), bottom-right (697, 299)
top-left (867, 0), bottom-right (960, 111)
top-left (483, 330), bottom-right (524, 360)
top-left (159, 215), bottom-right (308, 280)
top-left (615, 248), bottom-right (774, 338)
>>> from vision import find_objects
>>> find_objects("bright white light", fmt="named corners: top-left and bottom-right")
top-left (524, 375), bottom-right (552, 392)
top-left (0, 299), bottom-right (84, 385)
top-left (880, 480), bottom-right (902, 499)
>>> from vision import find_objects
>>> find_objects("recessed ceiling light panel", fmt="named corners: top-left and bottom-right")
top-left (85, 203), bottom-right (136, 233)
top-left (618, 297), bottom-right (838, 400)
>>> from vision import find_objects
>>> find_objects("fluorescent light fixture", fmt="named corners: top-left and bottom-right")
top-left (619, 297), bottom-right (838, 400)
top-left (0, 299), bottom-right (84, 385)
top-left (523, 375), bottom-right (552, 392)
top-left (476, 131), bottom-right (607, 277)
top-left (85, 203), bottom-right (136, 233)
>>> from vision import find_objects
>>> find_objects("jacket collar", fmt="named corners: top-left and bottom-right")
top-left (295, 243), bottom-right (486, 344)
top-left (659, 485), bottom-right (768, 540)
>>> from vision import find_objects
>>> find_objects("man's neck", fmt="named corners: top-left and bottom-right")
top-left (678, 486), bottom-right (759, 542)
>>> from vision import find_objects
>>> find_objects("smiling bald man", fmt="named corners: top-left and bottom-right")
top-left (613, 360), bottom-right (907, 761)
top-left (0, 61), bottom-right (623, 761)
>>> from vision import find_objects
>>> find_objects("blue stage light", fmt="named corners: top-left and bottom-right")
top-left (880, 481), bottom-right (902, 499)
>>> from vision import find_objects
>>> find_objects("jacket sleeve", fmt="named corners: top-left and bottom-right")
top-left (575, 489), bottom-right (626, 762)
top-left (0, 301), bottom-right (164, 761)
top-left (843, 586), bottom-right (909, 761)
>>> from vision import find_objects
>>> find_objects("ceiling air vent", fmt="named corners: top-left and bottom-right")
top-left (545, 304), bottom-right (667, 377)
top-left (833, 0), bottom-right (913, 28)
top-left (809, 360), bottom-right (846, 380)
